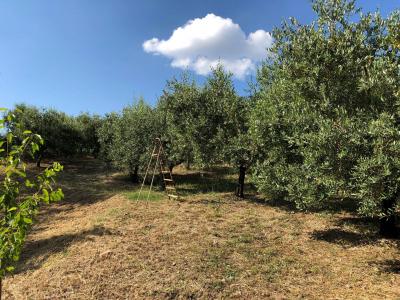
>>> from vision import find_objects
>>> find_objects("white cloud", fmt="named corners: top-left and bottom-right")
top-left (143, 14), bottom-right (273, 79)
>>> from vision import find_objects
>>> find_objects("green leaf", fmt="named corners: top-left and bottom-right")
top-left (42, 189), bottom-right (50, 203)
top-left (6, 132), bottom-right (13, 144)
top-left (25, 179), bottom-right (34, 188)
top-left (31, 143), bottom-right (39, 153)
top-left (23, 217), bottom-right (32, 224)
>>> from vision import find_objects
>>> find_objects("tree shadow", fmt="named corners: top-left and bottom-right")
top-left (245, 195), bottom-right (360, 214)
top-left (12, 225), bottom-right (115, 275)
top-left (374, 259), bottom-right (400, 274)
top-left (244, 195), bottom-right (297, 211)
top-left (317, 198), bottom-right (359, 214)
top-left (311, 213), bottom-right (400, 247)
top-left (335, 216), bottom-right (378, 233)
top-left (172, 170), bottom-right (238, 195)
top-left (246, 193), bottom-right (400, 246)
top-left (310, 228), bottom-right (379, 247)
top-left (37, 158), bottom-right (138, 219)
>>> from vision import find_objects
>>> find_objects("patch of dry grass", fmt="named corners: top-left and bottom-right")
top-left (3, 159), bottom-right (400, 299)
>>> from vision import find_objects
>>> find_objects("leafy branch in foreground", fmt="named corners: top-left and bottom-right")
top-left (0, 108), bottom-right (64, 279)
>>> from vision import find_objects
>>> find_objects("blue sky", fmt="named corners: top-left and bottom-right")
top-left (0, 0), bottom-right (398, 115)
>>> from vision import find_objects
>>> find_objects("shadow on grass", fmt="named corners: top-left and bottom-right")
top-left (246, 192), bottom-right (400, 248)
top-left (245, 195), bottom-right (359, 215)
top-left (38, 158), bottom-right (140, 219)
top-left (244, 195), bottom-right (297, 211)
top-left (173, 171), bottom-right (237, 195)
top-left (375, 259), bottom-right (400, 274)
top-left (316, 198), bottom-right (360, 214)
top-left (335, 216), bottom-right (378, 232)
top-left (311, 212), bottom-right (400, 247)
top-left (172, 166), bottom-right (258, 198)
top-left (310, 228), bottom-right (379, 247)
top-left (59, 161), bottom-right (252, 203)
top-left (13, 225), bottom-right (115, 275)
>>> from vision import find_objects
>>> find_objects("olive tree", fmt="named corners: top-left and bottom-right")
top-left (159, 66), bottom-right (255, 197)
top-left (190, 65), bottom-right (254, 197)
top-left (108, 99), bottom-right (160, 182)
top-left (75, 113), bottom-right (102, 157)
top-left (250, 0), bottom-right (400, 236)
top-left (225, 96), bottom-right (256, 198)
top-left (199, 66), bottom-right (256, 197)
top-left (157, 72), bottom-right (200, 170)
top-left (96, 112), bottom-right (120, 167)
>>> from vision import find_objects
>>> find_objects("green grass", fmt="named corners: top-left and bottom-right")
top-left (124, 190), bottom-right (166, 201)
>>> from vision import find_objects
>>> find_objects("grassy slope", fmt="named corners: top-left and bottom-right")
top-left (3, 158), bottom-right (400, 299)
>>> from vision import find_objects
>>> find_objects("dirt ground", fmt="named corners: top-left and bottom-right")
top-left (3, 158), bottom-right (400, 299)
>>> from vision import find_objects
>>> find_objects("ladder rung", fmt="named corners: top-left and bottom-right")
top-left (164, 179), bottom-right (173, 182)
top-left (162, 171), bottom-right (170, 174)
top-left (152, 154), bottom-right (159, 157)
top-left (168, 194), bottom-right (178, 199)
top-left (165, 186), bottom-right (175, 190)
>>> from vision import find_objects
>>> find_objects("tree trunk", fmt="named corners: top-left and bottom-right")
top-left (235, 165), bottom-right (246, 198)
top-left (380, 192), bottom-right (398, 238)
top-left (36, 153), bottom-right (42, 168)
top-left (129, 166), bottom-right (139, 183)
top-left (186, 156), bottom-right (191, 170)
top-left (159, 170), bottom-right (165, 191)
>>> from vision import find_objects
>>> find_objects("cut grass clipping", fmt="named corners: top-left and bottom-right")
top-left (124, 190), bottom-right (166, 201)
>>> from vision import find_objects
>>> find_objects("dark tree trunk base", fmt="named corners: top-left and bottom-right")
top-left (129, 166), bottom-right (139, 183)
top-left (379, 217), bottom-right (399, 238)
top-left (380, 194), bottom-right (399, 238)
top-left (235, 165), bottom-right (246, 198)
top-left (186, 157), bottom-right (191, 170)
top-left (36, 155), bottom-right (42, 168)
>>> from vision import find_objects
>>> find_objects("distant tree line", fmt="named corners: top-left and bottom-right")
top-left (4, 0), bottom-right (399, 236)
top-left (8, 104), bottom-right (102, 166)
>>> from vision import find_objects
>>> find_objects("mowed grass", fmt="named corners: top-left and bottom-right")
top-left (3, 158), bottom-right (400, 299)
top-left (125, 190), bottom-right (166, 202)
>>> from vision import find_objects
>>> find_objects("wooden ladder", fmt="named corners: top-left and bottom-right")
top-left (137, 138), bottom-right (179, 201)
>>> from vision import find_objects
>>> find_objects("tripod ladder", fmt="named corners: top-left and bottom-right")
top-left (136, 138), bottom-right (179, 201)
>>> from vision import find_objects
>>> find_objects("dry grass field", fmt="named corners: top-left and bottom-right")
top-left (3, 158), bottom-right (400, 299)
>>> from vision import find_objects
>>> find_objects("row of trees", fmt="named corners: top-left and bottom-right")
top-left (8, 0), bottom-right (399, 236)
top-left (97, 67), bottom-right (253, 198)
top-left (10, 104), bottom-right (102, 166)
top-left (9, 67), bottom-right (254, 195)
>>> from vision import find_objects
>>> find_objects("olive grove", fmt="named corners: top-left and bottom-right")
top-left (4, 0), bottom-right (399, 237)
top-left (250, 0), bottom-right (400, 236)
